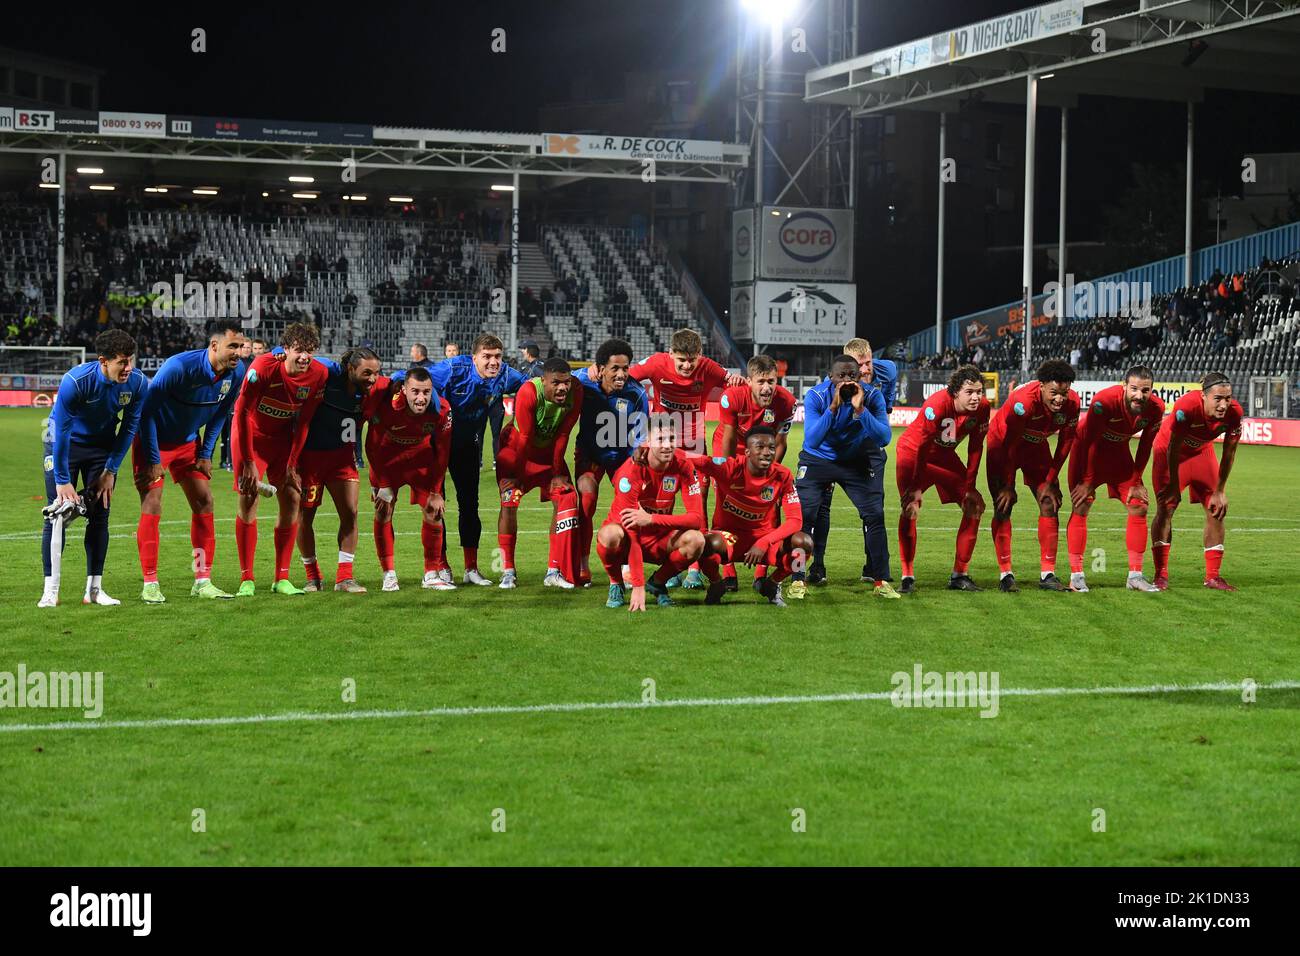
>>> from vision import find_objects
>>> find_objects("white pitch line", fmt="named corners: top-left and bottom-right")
top-left (1, 679), bottom-right (1294, 734)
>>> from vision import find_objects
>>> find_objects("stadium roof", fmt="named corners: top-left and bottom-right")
top-left (806, 0), bottom-right (1300, 114)
top-left (0, 111), bottom-right (747, 185)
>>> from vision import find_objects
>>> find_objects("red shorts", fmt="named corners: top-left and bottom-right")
top-left (601, 522), bottom-right (681, 565)
top-left (1153, 443), bottom-right (1218, 505)
top-left (132, 438), bottom-right (205, 487)
top-left (299, 446), bottom-right (360, 510)
top-left (498, 443), bottom-right (570, 502)
top-left (710, 526), bottom-right (783, 564)
top-left (986, 442), bottom-right (1055, 496)
top-left (1069, 443), bottom-right (1142, 503)
top-left (896, 447), bottom-right (968, 505)
top-left (371, 464), bottom-right (437, 507)
top-left (231, 427), bottom-right (292, 491)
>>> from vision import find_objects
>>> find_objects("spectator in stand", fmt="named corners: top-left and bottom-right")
top-left (1069, 345), bottom-right (1082, 368)
top-left (410, 343), bottom-right (435, 369)
top-left (444, 342), bottom-right (460, 359)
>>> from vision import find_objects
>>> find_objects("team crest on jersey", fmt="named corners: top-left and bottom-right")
top-left (422, 422), bottom-right (438, 434)
top-left (220, 380), bottom-right (232, 396)
top-left (1053, 413), bottom-right (1065, 424)
top-left (1013, 402), bottom-right (1026, 416)
top-left (661, 476), bottom-right (678, 493)
top-left (720, 394), bottom-right (730, 409)
top-left (43, 455), bottom-right (53, 473)
top-left (691, 382), bottom-right (703, 392)
top-left (618, 477), bottom-right (632, 493)
top-left (1092, 401), bottom-right (1104, 414)
top-left (615, 398), bottom-right (628, 413)
top-left (796, 465), bottom-right (807, 479)
top-left (296, 386), bottom-right (311, 400)
top-left (1176, 409), bottom-right (1186, 422)
top-left (924, 406), bottom-right (936, 421)
top-left (118, 392), bottom-right (133, 405)
top-left (760, 485), bottom-right (775, 501)
top-left (1136, 418), bottom-right (1148, 428)
top-left (762, 409), bottom-right (774, 423)
top-left (247, 369), bottom-right (258, 384)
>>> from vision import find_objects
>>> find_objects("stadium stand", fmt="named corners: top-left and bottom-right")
top-left (1, 196), bottom-right (738, 369)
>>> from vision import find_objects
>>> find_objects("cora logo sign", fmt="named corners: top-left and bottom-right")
top-left (778, 211), bottom-right (837, 263)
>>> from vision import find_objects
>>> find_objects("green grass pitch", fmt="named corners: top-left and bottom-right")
top-left (1, 406), bottom-right (1297, 866)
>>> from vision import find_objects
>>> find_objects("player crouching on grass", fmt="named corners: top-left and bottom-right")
top-left (689, 427), bottom-right (809, 608)
top-left (985, 359), bottom-right (1080, 593)
top-left (496, 358), bottom-right (584, 590)
top-left (596, 414), bottom-right (706, 611)
top-left (1065, 365), bottom-right (1165, 593)
top-left (364, 367), bottom-right (453, 592)
top-left (41, 329), bottom-right (147, 608)
top-left (133, 320), bottom-right (246, 603)
top-left (296, 347), bottom-right (382, 593)
top-left (231, 323), bottom-right (330, 596)
top-left (1150, 372), bottom-right (1244, 591)
top-left (895, 364), bottom-right (990, 594)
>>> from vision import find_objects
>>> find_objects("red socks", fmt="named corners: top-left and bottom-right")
top-left (548, 490), bottom-right (579, 582)
top-left (302, 556), bottom-right (322, 584)
top-left (991, 518), bottom-right (1013, 573)
top-left (273, 523), bottom-right (298, 582)
top-left (421, 522), bottom-right (444, 573)
top-left (1038, 516), bottom-right (1059, 575)
top-left (236, 517), bottom-right (257, 582)
top-left (1152, 542), bottom-right (1171, 578)
top-left (137, 513), bottom-right (161, 583)
top-left (336, 552), bottom-right (354, 584)
top-left (596, 538), bottom-right (625, 585)
top-left (374, 518), bottom-right (395, 573)
top-left (191, 512), bottom-right (215, 579)
top-left (578, 487), bottom-right (598, 565)
top-left (954, 512), bottom-right (980, 574)
top-left (652, 548), bottom-right (690, 587)
top-left (898, 514), bottom-right (917, 578)
top-left (1067, 513), bottom-right (1087, 574)
top-left (1126, 514), bottom-right (1147, 572)
top-left (497, 532), bottom-right (516, 571)
top-left (463, 547), bottom-right (479, 573)
top-left (1204, 545), bottom-right (1224, 580)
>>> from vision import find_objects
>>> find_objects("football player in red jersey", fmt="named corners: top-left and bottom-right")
top-left (690, 427), bottom-right (809, 607)
top-left (628, 328), bottom-right (744, 589)
top-left (985, 359), bottom-right (1081, 592)
top-left (495, 358), bottom-right (583, 590)
top-left (709, 353), bottom-right (796, 591)
top-left (596, 414), bottom-right (706, 612)
top-left (230, 323), bottom-right (329, 596)
top-left (895, 365), bottom-right (990, 593)
top-left (1150, 373), bottom-right (1244, 591)
top-left (1066, 366), bottom-right (1165, 593)
top-left (363, 367), bottom-right (453, 592)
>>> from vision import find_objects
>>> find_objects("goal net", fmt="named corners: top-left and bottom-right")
top-left (0, 346), bottom-right (87, 376)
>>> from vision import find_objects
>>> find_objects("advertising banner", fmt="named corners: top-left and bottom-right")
top-left (752, 281), bottom-right (855, 346)
top-left (731, 208), bottom-right (755, 284)
top-left (758, 206), bottom-right (854, 282)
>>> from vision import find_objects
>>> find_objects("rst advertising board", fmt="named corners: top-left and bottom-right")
top-left (543, 133), bottom-right (724, 163)
top-left (752, 281), bottom-right (855, 346)
top-left (758, 206), bottom-right (854, 282)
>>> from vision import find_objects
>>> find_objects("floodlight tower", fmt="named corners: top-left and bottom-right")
top-left (735, 0), bottom-right (855, 209)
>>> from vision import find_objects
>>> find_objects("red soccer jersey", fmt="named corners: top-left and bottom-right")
top-left (628, 351), bottom-right (729, 449)
top-left (233, 352), bottom-right (329, 467)
top-left (1074, 384), bottom-right (1165, 483)
top-left (605, 449), bottom-right (705, 587)
top-left (987, 380), bottom-right (1080, 484)
top-left (363, 376), bottom-right (452, 489)
top-left (898, 390), bottom-right (991, 461)
top-left (691, 454), bottom-right (802, 548)
top-left (505, 378), bottom-right (582, 472)
top-left (605, 449), bottom-right (705, 527)
top-left (1155, 390), bottom-right (1244, 464)
top-left (711, 383), bottom-right (796, 455)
